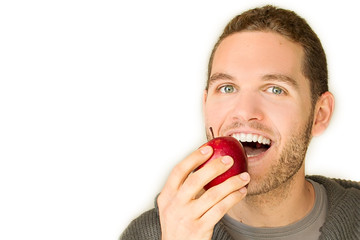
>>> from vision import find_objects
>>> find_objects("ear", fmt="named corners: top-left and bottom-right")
top-left (311, 91), bottom-right (335, 136)
top-left (203, 90), bottom-right (208, 105)
top-left (202, 90), bottom-right (208, 116)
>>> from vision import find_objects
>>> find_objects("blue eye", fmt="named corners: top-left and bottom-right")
top-left (219, 85), bottom-right (235, 93)
top-left (268, 86), bottom-right (284, 95)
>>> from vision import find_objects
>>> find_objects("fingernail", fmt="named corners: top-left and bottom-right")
top-left (239, 187), bottom-right (247, 194)
top-left (240, 172), bottom-right (250, 181)
top-left (200, 146), bottom-right (212, 155)
top-left (221, 156), bottom-right (233, 165)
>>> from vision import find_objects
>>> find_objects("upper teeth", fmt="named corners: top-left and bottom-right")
top-left (231, 133), bottom-right (271, 145)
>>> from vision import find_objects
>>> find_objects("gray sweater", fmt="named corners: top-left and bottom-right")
top-left (120, 176), bottom-right (360, 240)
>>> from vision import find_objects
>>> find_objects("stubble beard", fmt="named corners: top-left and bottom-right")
top-left (246, 113), bottom-right (314, 199)
top-left (204, 112), bottom-right (314, 201)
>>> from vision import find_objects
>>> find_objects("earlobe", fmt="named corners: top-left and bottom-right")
top-left (311, 91), bottom-right (335, 136)
top-left (202, 90), bottom-right (208, 117)
top-left (203, 90), bottom-right (208, 106)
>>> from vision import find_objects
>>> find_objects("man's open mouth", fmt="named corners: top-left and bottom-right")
top-left (231, 133), bottom-right (271, 157)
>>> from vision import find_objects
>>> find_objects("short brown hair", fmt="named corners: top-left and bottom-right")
top-left (206, 5), bottom-right (328, 105)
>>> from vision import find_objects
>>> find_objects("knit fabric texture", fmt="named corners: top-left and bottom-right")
top-left (120, 176), bottom-right (360, 240)
top-left (309, 176), bottom-right (360, 240)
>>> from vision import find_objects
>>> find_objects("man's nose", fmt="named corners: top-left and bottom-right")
top-left (230, 92), bottom-right (264, 122)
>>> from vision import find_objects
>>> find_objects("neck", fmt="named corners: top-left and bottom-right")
top-left (228, 167), bottom-right (315, 227)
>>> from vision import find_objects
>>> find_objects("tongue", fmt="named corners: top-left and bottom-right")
top-left (244, 146), bottom-right (267, 157)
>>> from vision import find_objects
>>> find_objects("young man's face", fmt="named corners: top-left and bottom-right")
top-left (203, 31), bottom-right (314, 195)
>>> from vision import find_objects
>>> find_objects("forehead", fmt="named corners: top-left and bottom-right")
top-left (210, 31), bottom-right (307, 87)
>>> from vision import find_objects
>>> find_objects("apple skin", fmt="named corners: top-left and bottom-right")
top-left (197, 136), bottom-right (247, 190)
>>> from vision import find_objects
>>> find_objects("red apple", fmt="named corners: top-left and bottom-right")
top-left (197, 136), bottom-right (247, 190)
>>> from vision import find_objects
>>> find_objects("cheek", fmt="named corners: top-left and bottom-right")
top-left (268, 101), bottom-right (307, 141)
top-left (204, 99), bottom-right (229, 131)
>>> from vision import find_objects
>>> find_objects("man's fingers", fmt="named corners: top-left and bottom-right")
top-left (180, 156), bottom-right (234, 200)
top-left (194, 172), bottom-right (250, 222)
top-left (200, 185), bottom-right (248, 225)
top-left (161, 146), bottom-right (213, 194)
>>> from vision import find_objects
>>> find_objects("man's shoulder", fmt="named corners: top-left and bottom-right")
top-left (308, 175), bottom-right (360, 204)
top-left (308, 175), bottom-right (359, 190)
top-left (119, 208), bottom-right (161, 240)
top-left (308, 175), bottom-right (360, 240)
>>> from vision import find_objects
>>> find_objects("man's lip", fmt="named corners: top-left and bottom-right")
top-left (223, 129), bottom-right (274, 162)
top-left (246, 149), bottom-right (269, 164)
top-left (224, 129), bottom-right (273, 144)
top-left (245, 142), bottom-right (273, 163)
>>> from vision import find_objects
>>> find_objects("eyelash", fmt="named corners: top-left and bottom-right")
top-left (218, 84), bottom-right (236, 93)
top-left (266, 86), bottom-right (287, 95)
top-left (215, 84), bottom-right (287, 96)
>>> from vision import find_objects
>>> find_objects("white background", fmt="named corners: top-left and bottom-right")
top-left (0, 0), bottom-right (359, 239)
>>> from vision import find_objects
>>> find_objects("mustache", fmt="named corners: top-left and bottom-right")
top-left (207, 121), bottom-right (274, 139)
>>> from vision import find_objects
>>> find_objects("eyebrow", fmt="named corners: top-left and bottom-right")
top-left (208, 72), bottom-right (299, 90)
top-left (262, 74), bottom-right (299, 90)
top-left (208, 73), bottom-right (234, 87)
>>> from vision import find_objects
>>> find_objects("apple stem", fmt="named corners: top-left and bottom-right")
top-left (209, 127), bottom-right (215, 139)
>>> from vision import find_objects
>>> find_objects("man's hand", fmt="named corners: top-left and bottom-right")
top-left (157, 146), bottom-right (250, 240)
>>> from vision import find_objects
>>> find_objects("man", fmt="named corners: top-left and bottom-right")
top-left (120, 5), bottom-right (360, 240)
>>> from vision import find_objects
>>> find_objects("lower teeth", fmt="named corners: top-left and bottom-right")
top-left (244, 146), bottom-right (267, 157)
